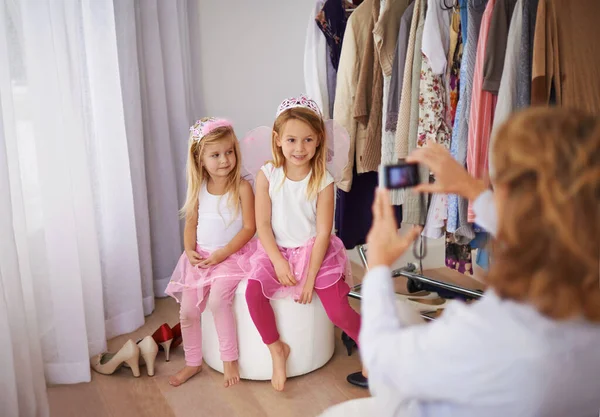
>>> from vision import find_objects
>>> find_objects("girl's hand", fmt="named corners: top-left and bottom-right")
top-left (274, 258), bottom-right (297, 287)
top-left (366, 189), bottom-right (422, 268)
top-left (198, 249), bottom-right (228, 269)
top-left (186, 249), bottom-right (203, 266)
top-left (297, 280), bottom-right (314, 304)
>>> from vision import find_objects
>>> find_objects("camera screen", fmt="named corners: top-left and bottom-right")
top-left (384, 163), bottom-right (419, 189)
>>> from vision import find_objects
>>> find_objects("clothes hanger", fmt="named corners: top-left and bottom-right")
top-left (344, 0), bottom-right (357, 15)
top-left (441, 0), bottom-right (459, 11)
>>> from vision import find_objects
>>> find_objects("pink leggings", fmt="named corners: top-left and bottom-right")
top-left (245, 279), bottom-right (361, 346)
top-left (180, 279), bottom-right (239, 366)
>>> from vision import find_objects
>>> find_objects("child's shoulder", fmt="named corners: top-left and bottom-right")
top-left (261, 162), bottom-right (275, 171)
top-left (259, 162), bottom-right (281, 180)
top-left (320, 170), bottom-right (334, 190)
top-left (239, 178), bottom-right (253, 193)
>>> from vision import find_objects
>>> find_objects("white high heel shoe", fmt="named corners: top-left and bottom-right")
top-left (137, 336), bottom-right (159, 376)
top-left (90, 339), bottom-right (141, 377)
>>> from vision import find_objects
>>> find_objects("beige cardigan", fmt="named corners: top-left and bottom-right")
top-left (353, 0), bottom-right (382, 173)
top-left (374, 0), bottom-right (413, 77)
top-left (333, 0), bottom-right (373, 192)
top-left (394, 0), bottom-right (422, 159)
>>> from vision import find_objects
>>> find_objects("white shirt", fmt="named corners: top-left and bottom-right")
top-left (360, 192), bottom-right (600, 417)
top-left (473, 189), bottom-right (497, 237)
top-left (421, 0), bottom-right (451, 75)
top-left (262, 163), bottom-right (333, 248)
top-left (303, 0), bottom-right (330, 120)
top-left (196, 183), bottom-right (242, 252)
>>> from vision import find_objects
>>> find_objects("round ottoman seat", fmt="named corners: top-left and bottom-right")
top-left (201, 279), bottom-right (335, 380)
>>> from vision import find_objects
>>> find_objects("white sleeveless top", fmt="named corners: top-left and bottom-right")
top-left (261, 163), bottom-right (334, 248)
top-left (196, 183), bottom-right (243, 252)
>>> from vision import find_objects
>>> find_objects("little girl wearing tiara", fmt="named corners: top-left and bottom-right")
top-left (242, 95), bottom-right (361, 391)
top-left (165, 118), bottom-right (256, 388)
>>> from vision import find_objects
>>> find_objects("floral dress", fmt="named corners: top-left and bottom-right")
top-left (417, 53), bottom-right (452, 148)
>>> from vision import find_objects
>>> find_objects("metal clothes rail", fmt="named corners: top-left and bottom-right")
top-left (348, 245), bottom-right (483, 321)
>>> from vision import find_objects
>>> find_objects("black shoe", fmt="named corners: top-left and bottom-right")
top-left (341, 332), bottom-right (357, 356)
top-left (346, 371), bottom-right (368, 389)
top-left (407, 278), bottom-right (424, 293)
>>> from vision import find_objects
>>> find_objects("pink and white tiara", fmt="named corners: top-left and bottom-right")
top-left (189, 117), bottom-right (232, 142)
top-left (276, 94), bottom-right (322, 118)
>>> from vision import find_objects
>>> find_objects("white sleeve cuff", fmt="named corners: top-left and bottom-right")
top-left (473, 190), bottom-right (498, 237)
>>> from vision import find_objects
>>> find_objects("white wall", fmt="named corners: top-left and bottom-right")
top-left (194, 0), bottom-right (314, 136)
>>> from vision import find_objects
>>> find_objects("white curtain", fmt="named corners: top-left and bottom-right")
top-left (114, 0), bottom-right (197, 303)
top-left (0, 0), bottom-right (199, 413)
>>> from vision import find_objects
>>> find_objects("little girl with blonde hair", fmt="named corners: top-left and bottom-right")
top-left (165, 118), bottom-right (256, 388)
top-left (242, 95), bottom-right (361, 391)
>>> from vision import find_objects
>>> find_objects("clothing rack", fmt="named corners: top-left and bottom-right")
top-left (348, 244), bottom-right (483, 321)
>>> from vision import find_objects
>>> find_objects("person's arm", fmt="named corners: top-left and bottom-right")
top-left (184, 201), bottom-right (202, 265)
top-left (360, 265), bottom-right (480, 402)
top-left (219, 180), bottom-right (256, 256)
top-left (199, 180), bottom-right (256, 267)
top-left (407, 141), bottom-right (487, 201)
top-left (407, 142), bottom-right (498, 236)
top-left (255, 170), bottom-right (296, 286)
top-left (360, 190), bottom-right (486, 401)
top-left (298, 183), bottom-right (334, 304)
top-left (407, 141), bottom-right (499, 235)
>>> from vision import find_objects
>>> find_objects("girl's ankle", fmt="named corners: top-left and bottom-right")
top-left (267, 340), bottom-right (282, 350)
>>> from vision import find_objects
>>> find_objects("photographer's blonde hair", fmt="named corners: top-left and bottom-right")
top-left (180, 119), bottom-right (242, 219)
top-left (489, 108), bottom-right (600, 322)
top-left (271, 107), bottom-right (327, 200)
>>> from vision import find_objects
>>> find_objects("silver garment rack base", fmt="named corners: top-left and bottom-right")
top-left (348, 245), bottom-right (483, 321)
top-left (395, 269), bottom-right (483, 299)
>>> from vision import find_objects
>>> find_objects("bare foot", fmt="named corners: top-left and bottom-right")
top-left (268, 341), bottom-right (290, 392)
top-left (168, 365), bottom-right (202, 387)
top-left (362, 367), bottom-right (368, 378)
top-left (223, 360), bottom-right (240, 388)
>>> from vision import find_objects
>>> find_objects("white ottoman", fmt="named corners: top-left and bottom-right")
top-left (201, 279), bottom-right (335, 380)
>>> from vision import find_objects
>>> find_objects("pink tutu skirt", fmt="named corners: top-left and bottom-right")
top-left (242, 235), bottom-right (353, 300)
top-left (165, 239), bottom-right (257, 306)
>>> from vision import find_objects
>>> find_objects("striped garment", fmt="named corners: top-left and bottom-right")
top-left (448, 0), bottom-right (488, 242)
top-left (467, 0), bottom-right (498, 222)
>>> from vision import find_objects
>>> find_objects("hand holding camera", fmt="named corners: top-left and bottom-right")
top-left (378, 160), bottom-right (421, 189)
top-left (405, 141), bottom-right (486, 200)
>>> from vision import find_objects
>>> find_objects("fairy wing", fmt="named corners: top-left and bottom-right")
top-left (239, 126), bottom-right (273, 188)
top-left (324, 119), bottom-right (350, 184)
top-left (239, 121), bottom-right (350, 186)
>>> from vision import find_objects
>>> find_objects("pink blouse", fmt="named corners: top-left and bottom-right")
top-left (467, 0), bottom-right (497, 223)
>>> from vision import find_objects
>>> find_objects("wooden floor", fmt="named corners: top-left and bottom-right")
top-left (47, 263), bottom-right (484, 417)
top-left (47, 297), bottom-right (368, 417)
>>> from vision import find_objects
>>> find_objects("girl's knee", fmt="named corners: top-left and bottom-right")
top-left (322, 297), bottom-right (357, 328)
top-left (245, 280), bottom-right (264, 304)
top-left (328, 309), bottom-right (360, 338)
top-left (325, 306), bottom-right (346, 327)
top-left (180, 303), bottom-right (201, 323)
top-left (207, 292), bottom-right (233, 313)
